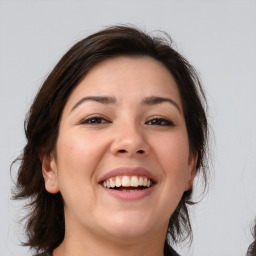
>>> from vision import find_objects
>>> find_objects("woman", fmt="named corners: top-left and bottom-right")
top-left (13, 25), bottom-right (209, 256)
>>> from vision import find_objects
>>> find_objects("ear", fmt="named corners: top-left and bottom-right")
top-left (41, 153), bottom-right (60, 194)
top-left (185, 152), bottom-right (198, 191)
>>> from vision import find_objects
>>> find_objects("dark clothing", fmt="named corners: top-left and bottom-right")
top-left (165, 246), bottom-right (181, 256)
top-left (170, 248), bottom-right (180, 256)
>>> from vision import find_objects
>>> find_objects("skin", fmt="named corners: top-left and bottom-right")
top-left (42, 56), bottom-right (197, 256)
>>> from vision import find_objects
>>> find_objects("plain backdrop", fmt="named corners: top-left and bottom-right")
top-left (0, 1), bottom-right (256, 255)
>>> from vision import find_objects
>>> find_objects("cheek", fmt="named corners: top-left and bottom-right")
top-left (57, 131), bottom-right (105, 169)
top-left (153, 132), bottom-right (190, 183)
top-left (54, 132), bottom-right (103, 191)
top-left (54, 133), bottom-right (101, 212)
top-left (155, 131), bottom-right (189, 163)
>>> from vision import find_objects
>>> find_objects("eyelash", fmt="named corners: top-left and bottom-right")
top-left (80, 116), bottom-right (173, 127)
top-left (145, 117), bottom-right (174, 126)
top-left (80, 116), bottom-right (110, 125)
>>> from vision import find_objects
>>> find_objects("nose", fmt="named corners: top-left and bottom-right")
top-left (110, 123), bottom-right (150, 158)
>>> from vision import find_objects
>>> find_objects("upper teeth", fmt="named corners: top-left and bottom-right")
top-left (103, 176), bottom-right (152, 188)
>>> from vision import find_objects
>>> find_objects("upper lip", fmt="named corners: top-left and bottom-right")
top-left (97, 167), bottom-right (157, 184)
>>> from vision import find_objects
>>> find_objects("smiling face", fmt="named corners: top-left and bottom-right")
top-left (42, 56), bottom-right (197, 246)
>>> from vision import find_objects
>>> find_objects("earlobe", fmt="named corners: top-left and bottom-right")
top-left (185, 152), bottom-right (198, 191)
top-left (41, 153), bottom-right (60, 194)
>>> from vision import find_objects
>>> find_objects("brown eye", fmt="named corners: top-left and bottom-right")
top-left (146, 118), bottom-right (173, 126)
top-left (80, 116), bottom-right (109, 125)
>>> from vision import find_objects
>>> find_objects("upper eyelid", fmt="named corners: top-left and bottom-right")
top-left (148, 118), bottom-right (172, 123)
top-left (145, 116), bottom-right (174, 125)
top-left (78, 114), bottom-right (174, 124)
top-left (146, 115), bottom-right (173, 121)
top-left (79, 114), bottom-right (110, 124)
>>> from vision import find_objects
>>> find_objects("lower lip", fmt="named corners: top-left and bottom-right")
top-left (101, 186), bottom-right (155, 201)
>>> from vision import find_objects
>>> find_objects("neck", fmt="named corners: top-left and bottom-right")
top-left (53, 220), bottom-right (167, 256)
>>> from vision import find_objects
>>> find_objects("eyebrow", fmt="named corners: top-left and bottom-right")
top-left (70, 96), bottom-right (116, 113)
top-left (143, 96), bottom-right (181, 113)
top-left (70, 95), bottom-right (181, 114)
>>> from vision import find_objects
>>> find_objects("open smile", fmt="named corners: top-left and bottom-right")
top-left (98, 167), bottom-right (157, 199)
top-left (102, 175), bottom-right (153, 191)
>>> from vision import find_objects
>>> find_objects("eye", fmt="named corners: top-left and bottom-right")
top-left (145, 117), bottom-right (174, 126)
top-left (80, 115), bottom-right (110, 125)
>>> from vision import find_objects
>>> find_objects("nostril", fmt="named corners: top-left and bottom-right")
top-left (118, 149), bottom-right (127, 153)
top-left (137, 150), bottom-right (144, 154)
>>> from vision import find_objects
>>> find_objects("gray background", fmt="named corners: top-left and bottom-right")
top-left (0, 0), bottom-right (256, 255)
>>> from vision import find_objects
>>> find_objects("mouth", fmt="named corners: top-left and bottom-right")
top-left (98, 167), bottom-right (157, 196)
top-left (101, 175), bottom-right (154, 192)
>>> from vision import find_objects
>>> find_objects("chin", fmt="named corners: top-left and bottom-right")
top-left (100, 212), bottom-right (157, 241)
top-left (105, 225), bottom-right (152, 242)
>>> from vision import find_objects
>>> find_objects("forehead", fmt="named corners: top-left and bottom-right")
top-left (64, 56), bottom-right (182, 110)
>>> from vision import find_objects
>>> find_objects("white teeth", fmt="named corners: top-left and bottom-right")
top-left (115, 176), bottom-right (121, 187)
top-left (130, 176), bottom-right (139, 187)
top-left (102, 176), bottom-right (153, 189)
top-left (110, 178), bottom-right (115, 188)
top-left (121, 189), bottom-right (138, 192)
top-left (106, 180), bottom-right (111, 188)
top-left (122, 176), bottom-right (130, 187)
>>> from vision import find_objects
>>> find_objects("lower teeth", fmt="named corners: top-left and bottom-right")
top-left (114, 186), bottom-right (147, 191)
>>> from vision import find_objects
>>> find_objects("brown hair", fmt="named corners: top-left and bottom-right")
top-left (248, 220), bottom-right (256, 256)
top-left (13, 25), bottom-right (209, 253)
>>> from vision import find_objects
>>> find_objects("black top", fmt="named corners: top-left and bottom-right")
top-left (166, 246), bottom-right (180, 256)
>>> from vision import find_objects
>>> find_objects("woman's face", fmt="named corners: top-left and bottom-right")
top-left (43, 56), bottom-right (197, 243)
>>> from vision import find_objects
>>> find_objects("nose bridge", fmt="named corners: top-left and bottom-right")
top-left (111, 117), bottom-right (149, 157)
